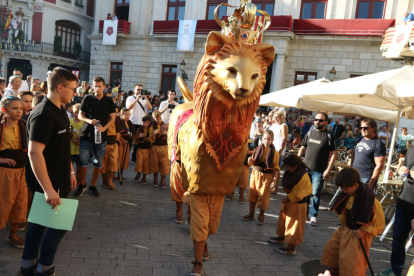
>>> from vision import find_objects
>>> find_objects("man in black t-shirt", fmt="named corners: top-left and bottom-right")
top-left (332, 117), bottom-right (344, 147)
top-left (352, 118), bottom-right (386, 189)
top-left (75, 76), bottom-right (116, 198)
top-left (298, 112), bottom-right (337, 226)
top-left (18, 68), bottom-right (78, 276)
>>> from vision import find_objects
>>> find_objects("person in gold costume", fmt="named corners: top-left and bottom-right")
top-left (167, 1), bottom-right (275, 274)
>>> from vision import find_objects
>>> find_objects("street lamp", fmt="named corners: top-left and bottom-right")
top-left (180, 60), bottom-right (188, 84)
top-left (330, 67), bottom-right (337, 82)
top-left (15, 9), bottom-right (24, 25)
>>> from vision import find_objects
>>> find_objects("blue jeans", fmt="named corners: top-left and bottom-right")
top-left (360, 177), bottom-right (378, 189)
top-left (391, 208), bottom-right (414, 276)
top-left (78, 140), bottom-right (107, 169)
top-left (22, 223), bottom-right (67, 270)
top-left (278, 153), bottom-right (284, 168)
top-left (307, 170), bottom-right (324, 218)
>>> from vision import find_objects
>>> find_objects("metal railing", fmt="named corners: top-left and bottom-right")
top-left (2, 39), bottom-right (90, 63)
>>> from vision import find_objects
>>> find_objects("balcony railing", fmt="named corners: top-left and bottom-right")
top-left (153, 16), bottom-right (292, 34)
top-left (1, 39), bottom-right (90, 63)
top-left (99, 20), bottom-right (131, 36)
top-left (293, 19), bottom-right (395, 36)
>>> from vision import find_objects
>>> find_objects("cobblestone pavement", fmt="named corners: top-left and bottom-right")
top-left (1, 164), bottom-right (412, 276)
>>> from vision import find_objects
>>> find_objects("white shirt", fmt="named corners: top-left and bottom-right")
top-left (3, 89), bottom-right (17, 97)
top-left (159, 100), bottom-right (179, 123)
top-left (250, 117), bottom-right (260, 139)
top-left (269, 123), bottom-right (287, 157)
top-left (66, 111), bottom-right (73, 119)
top-left (7, 80), bottom-right (29, 93)
top-left (126, 95), bottom-right (148, 125)
top-left (378, 131), bottom-right (388, 144)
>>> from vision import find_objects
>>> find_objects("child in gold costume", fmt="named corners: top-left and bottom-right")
top-left (321, 167), bottom-right (385, 276)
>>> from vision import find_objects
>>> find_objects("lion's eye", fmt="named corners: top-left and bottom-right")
top-left (227, 68), bottom-right (237, 75)
top-left (252, 73), bottom-right (259, 80)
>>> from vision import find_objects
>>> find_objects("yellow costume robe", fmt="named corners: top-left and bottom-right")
top-left (149, 122), bottom-right (170, 175)
top-left (135, 126), bottom-right (151, 175)
top-left (0, 121), bottom-right (28, 229)
top-left (321, 195), bottom-right (385, 276)
top-left (247, 146), bottom-right (280, 210)
top-left (101, 118), bottom-right (121, 174)
top-left (276, 173), bottom-right (312, 246)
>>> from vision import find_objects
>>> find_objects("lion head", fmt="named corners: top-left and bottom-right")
top-left (192, 31), bottom-right (274, 169)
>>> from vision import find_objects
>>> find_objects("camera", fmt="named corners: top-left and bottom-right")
top-left (141, 90), bottom-right (148, 96)
top-left (168, 104), bottom-right (176, 109)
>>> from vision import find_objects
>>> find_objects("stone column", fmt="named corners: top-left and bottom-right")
top-left (80, 68), bottom-right (89, 82)
top-left (30, 59), bottom-right (40, 79)
top-left (1, 55), bottom-right (10, 79)
top-left (269, 53), bottom-right (285, 92)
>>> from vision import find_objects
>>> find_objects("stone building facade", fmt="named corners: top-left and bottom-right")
top-left (1, 0), bottom-right (94, 83)
top-left (88, 0), bottom-right (410, 97)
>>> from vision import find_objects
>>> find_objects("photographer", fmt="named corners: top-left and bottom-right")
top-left (159, 90), bottom-right (179, 124)
top-left (126, 83), bottom-right (152, 163)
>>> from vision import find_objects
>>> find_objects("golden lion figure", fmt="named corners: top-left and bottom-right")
top-left (167, 31), bottom-right (274, 275)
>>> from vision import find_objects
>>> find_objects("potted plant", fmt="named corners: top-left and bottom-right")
top-left (53, 36), bottom-right (62, 56)
top-left (73, 41), bottom-right (82, 59)
top-left (12, 30), bottom-right (25, 41)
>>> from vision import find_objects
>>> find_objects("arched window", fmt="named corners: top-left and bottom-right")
top-left (55, 20), bottom-right (81, 56)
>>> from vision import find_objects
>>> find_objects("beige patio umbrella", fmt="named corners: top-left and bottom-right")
top-left (303, 66), bottom-right (414, 172)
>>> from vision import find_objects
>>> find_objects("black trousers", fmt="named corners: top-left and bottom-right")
top-left (131, 124), bottom-right (141, 161)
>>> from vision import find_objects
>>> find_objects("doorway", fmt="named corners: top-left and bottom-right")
top-left (7, 59), bottom-right (32, 82)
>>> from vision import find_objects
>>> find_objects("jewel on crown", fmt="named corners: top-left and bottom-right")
top-left (214, 0), bottom-right (271, 44)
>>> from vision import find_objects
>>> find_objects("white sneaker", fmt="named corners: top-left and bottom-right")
top-left (310, 217), bottom-right (318, 226)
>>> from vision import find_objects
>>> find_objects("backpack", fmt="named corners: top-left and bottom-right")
top-left (344, 137), bottom-right (357, 150)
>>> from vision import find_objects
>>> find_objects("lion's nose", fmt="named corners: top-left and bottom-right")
top-left (239, 88), bottom-right (249, 94)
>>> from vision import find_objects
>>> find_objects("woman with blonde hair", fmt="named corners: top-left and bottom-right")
top-left (40, 81), bottom-right (48, 95)
top-left (30, 83), bottom-right (40, 92)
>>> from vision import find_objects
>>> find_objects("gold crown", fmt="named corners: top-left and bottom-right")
top-left (214, 0), bottom-right (271, 44)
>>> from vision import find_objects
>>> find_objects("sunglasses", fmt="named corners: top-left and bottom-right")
top-left (7, 96), bottom-right (17, 99)
top-left (314, 119), bottom-right (325, 122)
top-left (361, 127), bottom-right (370, 130)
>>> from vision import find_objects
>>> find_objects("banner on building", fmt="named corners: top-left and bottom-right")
top-left (177, 20), bottom-right (197, 52)
top-left (386, 22), bottom-right (414, 58)
top-left (103, 20), bottom-right (117, 46)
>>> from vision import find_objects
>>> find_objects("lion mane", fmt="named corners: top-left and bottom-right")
top-left (192, 41), bottom-right (270, 168)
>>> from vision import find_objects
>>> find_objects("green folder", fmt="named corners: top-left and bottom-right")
top-left (28, 192), bottom-right (79, 231)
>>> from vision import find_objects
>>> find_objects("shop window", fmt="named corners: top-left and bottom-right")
top-left (55, 20), bottom-right (81, 58)
top-left (356, 0), bottom-right (386, 19)
top-left (207, 0), bottom-right (227, 20)
top-left (115, 0), bottom-right (130, 21)
top-left (161, 65), bottom-right (177, 93)
top-left (300, 0), bottom-right (328, 19)
top-left (252, 0), bottom-right (274, 16)
top-left (167, 0), bottom-right (186, 21)
top-left (294, 71), bottom-right (317, 86)
top-left (110, 62), bottom-right (123, 87)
